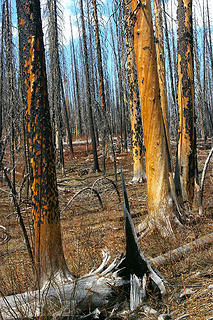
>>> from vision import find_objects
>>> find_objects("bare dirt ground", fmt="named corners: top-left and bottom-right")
top-left (0, 138), bottom-right (212, 319)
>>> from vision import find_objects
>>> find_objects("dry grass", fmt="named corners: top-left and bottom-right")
top-left (0, 139), bottom-right (212, 319)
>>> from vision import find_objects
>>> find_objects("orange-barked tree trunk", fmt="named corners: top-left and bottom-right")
top-left (154, 0), bottom-right (170, 148)
top-left (124, 0), bottom-right (146, 183)
top-left (131, 0), bottom-right (175, 236)
top-left (176, 0), bottom-right (196, 204)
top-left (16, 0), bottom-right (73, 288)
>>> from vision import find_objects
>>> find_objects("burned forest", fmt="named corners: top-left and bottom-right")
top-left (0, 0), bottom-right (213, 319)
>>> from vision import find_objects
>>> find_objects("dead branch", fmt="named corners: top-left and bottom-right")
top-left (61, 187), bottom-right (103, 214)
top-left (92, 176), bottom-right (121, 202)
top-left (199, 146), bottom-right (213, 215)
top-left (0, 224), bottom-right (10, 245)
top-left (3, 167), bottom-right (34, 267)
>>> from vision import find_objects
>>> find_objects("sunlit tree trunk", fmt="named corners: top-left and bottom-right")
top-left (124, 0), bottom-right (146, 182)
top-left (177, 0), bottom-right (196, 204)
top-left (154, 0), bottom-right (170, 147)
top-left (131, 0), bottom-right (174, 236)
top-left (16, 0), bottom-right (72, 288)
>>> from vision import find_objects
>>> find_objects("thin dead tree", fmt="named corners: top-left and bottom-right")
top-left (79, 0), bottom-right (100, 172)
top-left (124, 0), bottom-right (146, 182)
top-left (176, 0), bottom-right (197, 204)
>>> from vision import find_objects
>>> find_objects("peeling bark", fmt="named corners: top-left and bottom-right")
top-left (131, 0), bottom-right (175, 236)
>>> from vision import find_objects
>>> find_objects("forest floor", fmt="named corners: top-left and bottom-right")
top-left (0, 137), bottom-right (212, 319)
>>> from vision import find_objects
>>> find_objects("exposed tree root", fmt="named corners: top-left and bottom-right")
top-left (136, 209), bottom-right (179, 239)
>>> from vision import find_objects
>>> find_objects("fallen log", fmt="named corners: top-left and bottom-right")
top-left (152, 232), bottom-right (213, 266)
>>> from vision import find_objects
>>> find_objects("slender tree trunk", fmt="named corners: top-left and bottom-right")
top-left (194, 17), bottom-right (206, 139)
top-left (177, 0), bottom-right (196, 204)
top-left (70, 16), bottom-right (82, 137)
top-left (4, 0), bottom-right (16, 192)
top-left (0, 3), bottom-right (5, 168)
top-left (162, 0), bottom-right (178, 135)
top-left (16, 0), bottom-right (73, 288)
top-left (79, 0), bottom-right (100, 172)
top-left (48, 0), bottom-right (65, 174)
top-left (132, 0), bottom-right (174, 236)
top-left (124, 0), bottom-right (146, 182)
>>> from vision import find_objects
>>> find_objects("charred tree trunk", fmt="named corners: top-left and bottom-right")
top-left (5, 0), bottom-right (16, 192)
top-left (0, 3), bottom-right (5, 169)
top-left (124, 0), bottom-right (146, 183)
top-left (48, 0), bottom-right (65, 174)
top-left (16, 0), bottom-right (73, 288)
top-left (176, 0), bottom-right (196, 204)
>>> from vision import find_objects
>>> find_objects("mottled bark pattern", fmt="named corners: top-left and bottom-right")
top-left (16, 0), bottom-right (69, 287)
top-left (177, 0), bottom-right (196, 203)
top-left (124, 0), bottom-right (146, 182)
top-left (132, 0), bottom-right (173, 235)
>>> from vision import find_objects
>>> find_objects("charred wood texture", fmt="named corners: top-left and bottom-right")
top-left (16, 0), bottom-right (71, 287)
top-left (176, 0), bottom-right (196, 203)
top-left (124, 0), bottom-right (146, 183)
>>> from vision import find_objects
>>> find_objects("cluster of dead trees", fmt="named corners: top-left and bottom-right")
top-left (0, 0), bottom-right (212, 318)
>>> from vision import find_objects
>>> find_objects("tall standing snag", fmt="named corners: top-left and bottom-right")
top-left (131, 0), bottom-right (175, 236)
top-left (124, 0), bottom-right (146, 183)
top-left (176, 0), bottom-right (196, 204)
top-left (16, 0), bottom-right (72, 288)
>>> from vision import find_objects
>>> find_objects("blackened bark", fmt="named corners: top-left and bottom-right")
top-left (16, 0), bottom-right (71, 287)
